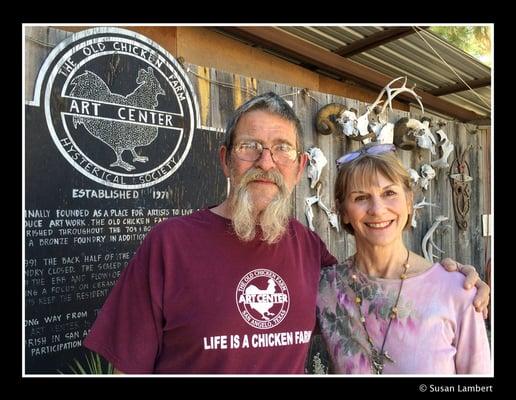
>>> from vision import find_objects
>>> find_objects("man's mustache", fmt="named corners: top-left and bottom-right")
top-left (239, 168), bottom-right (286, 190)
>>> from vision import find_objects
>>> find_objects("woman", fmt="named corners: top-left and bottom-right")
top-left (316, 143), bottom-right (491, 374)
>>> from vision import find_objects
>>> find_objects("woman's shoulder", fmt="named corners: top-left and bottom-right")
top-left (423, 261), bottom-right (477, 304)
top-left (407, 252), bottom-right (433, 276)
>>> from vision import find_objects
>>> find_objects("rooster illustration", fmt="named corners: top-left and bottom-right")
top-left (245, 278), bottom-right (277, 320)
top-left (69, 67), bottom-right (165, 171)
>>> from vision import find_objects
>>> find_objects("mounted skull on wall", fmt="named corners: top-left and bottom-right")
top-left (431, 129), bottom-right (455, 169)
top-left (420, 164), bottom-right (436, 190)
top-left (336, 107), bottom-right (376, 142)
top-left (315, 103), bottom-right (348, 136)
top-left (306, 147), bottom-right (328, 189)
top-left (407, 164), bottom-right (436, 191)
top-left (394, 117), bottom-right (417, 150)
top-left (394, 116), bottom-right (438, 154)
top-left (314, 76), bottom-right (424, 145)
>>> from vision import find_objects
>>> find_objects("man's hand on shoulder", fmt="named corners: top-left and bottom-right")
top-left (441, 258), bottom-right (490, 319)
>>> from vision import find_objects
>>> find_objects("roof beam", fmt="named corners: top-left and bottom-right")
top-left (334, 26), bottom-right (428, 57)
top-left (217, 26), bottom-right (484, 122)
top-left (427, 77), bottom-right (491, 96)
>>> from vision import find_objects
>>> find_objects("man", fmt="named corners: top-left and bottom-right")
top-left (84, 92), bottom-right (489, 374)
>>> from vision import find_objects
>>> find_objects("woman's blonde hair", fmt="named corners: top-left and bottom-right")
top-left (334, 149), bottom-right (414, 235)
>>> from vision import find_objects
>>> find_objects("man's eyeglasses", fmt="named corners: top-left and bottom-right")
top-left (336, 143), bottom-right (396, 166)
top-left (233, 141), bottom-right (300, 165)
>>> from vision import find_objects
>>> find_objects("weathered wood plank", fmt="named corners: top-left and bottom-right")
top-left (25, 27), bottom-right (73, 102)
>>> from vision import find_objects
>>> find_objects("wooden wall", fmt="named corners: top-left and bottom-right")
top-left (185, 62), bottom-right (491, 276)
top-left (25, 26), bottom-right (492, 276)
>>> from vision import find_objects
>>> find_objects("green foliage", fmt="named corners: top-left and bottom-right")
top-left (311, 352), bottom-right (328, 374)
top-left (430, 26), bottom-right (492, 66)
top-left (305, 333), bottom-right (330, 374)
top-left (59, 351), bottom-right (114, 375)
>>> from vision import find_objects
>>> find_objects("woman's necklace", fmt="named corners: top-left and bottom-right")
top-left (350, 249), bottom-right (410, 374)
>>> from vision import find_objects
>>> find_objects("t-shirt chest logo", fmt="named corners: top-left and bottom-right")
top-left (235, 269), bottom-right (290, 330)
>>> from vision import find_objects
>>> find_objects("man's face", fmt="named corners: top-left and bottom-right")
top-left (221, 109), bottom-right (307, 213)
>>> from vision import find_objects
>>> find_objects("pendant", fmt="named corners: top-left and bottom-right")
top-left (371, 349), bottom-right (384, 374)
top-left (383, 351), bottom-right (394, 363)
top-left (371, 349), bottom-right (394, 374)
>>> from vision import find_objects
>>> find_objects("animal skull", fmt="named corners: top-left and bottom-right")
top-left (430, 129), bottom-right (454, 169)
top-left (306, 147), bottom-right (328, 189)
top-left (407, 165), bottom-right (436, 191)
top-left (315, 103), bottom-right (347, 136)
top-left (394, 117), bottom-right (437, 153)
top-left (375, 122), bottom-right (394, 144)
top-left (315, 77), bottom-right (424, 146)
top-left (419, 164), bottom-right (436, 191)
top-left (394, 117), bottom-right (417, 150)
top-left (408, 168), bottom-right (420, 185)
top-left (337, 77), bottom-right (423, 144)
top-left (413, 118), bottom-right (437, 154)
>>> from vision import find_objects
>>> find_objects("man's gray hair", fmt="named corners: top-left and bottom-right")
top-left (223, 92), bottom-right (304, 153)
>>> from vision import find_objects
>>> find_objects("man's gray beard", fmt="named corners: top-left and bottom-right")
top-left (229, 168), bottom-right (292, 244)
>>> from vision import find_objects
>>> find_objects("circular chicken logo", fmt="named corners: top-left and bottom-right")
top-left (236, 269), bottom-right (290, 330)
top-left (40, 27), bottom-right (198, 189)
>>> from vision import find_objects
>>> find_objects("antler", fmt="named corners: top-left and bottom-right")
top-left (333, 76), bottom-right (425, 144)
top-left (379, 76), bottom-right (424, 115)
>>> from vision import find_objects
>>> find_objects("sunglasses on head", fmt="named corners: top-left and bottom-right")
top-left (336, 143), bottom-right (396, 167)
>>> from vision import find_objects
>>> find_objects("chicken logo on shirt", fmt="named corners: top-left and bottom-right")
top-left (236, 269), bottom-right (290, 330)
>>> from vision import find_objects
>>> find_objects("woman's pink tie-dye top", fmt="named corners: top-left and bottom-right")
top-left (316, 259), bottom-right (491, 374)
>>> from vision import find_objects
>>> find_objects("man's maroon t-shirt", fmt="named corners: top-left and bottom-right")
top-left (83, 209), bottom-right (337, 374)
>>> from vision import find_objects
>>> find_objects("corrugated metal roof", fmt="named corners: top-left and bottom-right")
top-left (275, 26), bottom-right (491, 118)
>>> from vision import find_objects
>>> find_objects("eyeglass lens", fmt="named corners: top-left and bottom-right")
top-left (234, 142), bottom-right (297, 164)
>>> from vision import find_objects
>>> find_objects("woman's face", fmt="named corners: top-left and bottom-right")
top-left (341, 172), bottom-right (411, 247)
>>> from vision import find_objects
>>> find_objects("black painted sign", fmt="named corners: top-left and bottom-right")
top-left (24, 27), bottom-right (226, 373)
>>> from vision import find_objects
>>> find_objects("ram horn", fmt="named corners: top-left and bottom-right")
top-left (393, 117), bottom-right (417, 150)
top-left (315, 103), bottom-right (346, 135)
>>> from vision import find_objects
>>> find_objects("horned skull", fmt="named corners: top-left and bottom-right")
top-left (315, 77), bottom-right (424, 146)
top-left (394, 117), bottom-right (437, 153)
top-left (394, 117), bottom-right (417, 150)
top-left (341, 76), bottom-right (423, 144)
